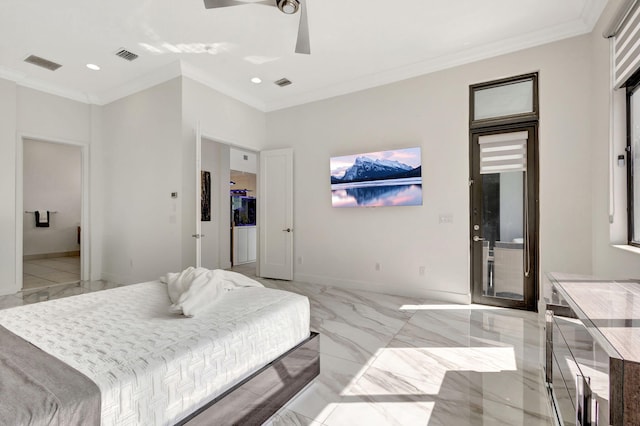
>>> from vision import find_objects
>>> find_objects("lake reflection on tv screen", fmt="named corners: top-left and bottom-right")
top-left (330, 147), bottom-right (422, 207)
top-left (331, 182), bottom-right (422, 207)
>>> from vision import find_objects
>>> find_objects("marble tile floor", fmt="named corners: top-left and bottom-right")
top-left (23, 255), bottom-right (81, 289)
top-left (238, 269), bottom-right (554, 426)
top-left (0, 267), bottom-right (553, 426)
top-left (0, 280), bottom-right (122, 308)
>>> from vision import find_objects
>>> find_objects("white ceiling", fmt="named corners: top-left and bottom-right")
top-left (0, 0), bottom-right (607, 112)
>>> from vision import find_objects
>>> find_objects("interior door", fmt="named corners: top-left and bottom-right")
top-left (259, 148), bottom-right (293, 280)
top-left (470, 126), bottom-right (537, 310)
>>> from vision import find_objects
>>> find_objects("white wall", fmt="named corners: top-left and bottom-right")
top-left (100, 78), bottom-right (183, 284)
top-left (3, 2), bottom-right (639, 298)
top-left (266, 34), bottom-right (595, 302)
top-left (231, 147), bottom-right (258, 173)
top-left (181, 77), bottom-right (265, 270)
top-left (17, 87), bottom-right (92, 143)
top-left (0, 82), bottom-right (92, 295)
top-left (89, 104), bottom-right (104, 281)
top-left (23, 139), bottom-right (81, 256)
top-left (6, 76), bottom-right (267, 285)
top-left (0, 79), bottom-right (18, 295)
top-left (590, 0), bottom-right (640, 278)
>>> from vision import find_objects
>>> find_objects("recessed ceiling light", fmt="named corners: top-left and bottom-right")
top-left (251, 77), bottom-right (262, 84)
top-left (86, 63), bottom-right (101, 71)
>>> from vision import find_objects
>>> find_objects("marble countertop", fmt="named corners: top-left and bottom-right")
top-left (548, 273), bottom-right (640, 362)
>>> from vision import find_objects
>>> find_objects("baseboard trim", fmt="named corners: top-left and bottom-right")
top-left (23, 251), bottom-right (80, 261)
top-left (293, 272), bottom-right (471, 304)
top-left (100, 272), bottom-right (127, 286)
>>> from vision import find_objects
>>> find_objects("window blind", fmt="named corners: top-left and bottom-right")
top-left (478, 131), bottom-right (527, 174)
top-left (614, 1), bottom-right (640, 87)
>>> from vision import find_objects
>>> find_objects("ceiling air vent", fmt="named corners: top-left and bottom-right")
top-left (115, 48), bottom-right (139, 61)
top-left (274, 78), bottom-right (292, 87)
top-left (24, 55), bottom-right (62, 71)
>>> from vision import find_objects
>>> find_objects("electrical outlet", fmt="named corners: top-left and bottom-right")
top-left (419, 266), bottom-right (426, 276)
top-left (297, 256), bottom-right (304, 265)
top-left (375, 262), bottom-right (381, 272)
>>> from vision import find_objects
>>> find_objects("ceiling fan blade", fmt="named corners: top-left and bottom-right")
top-left (203, 0), bottom-right (272, 9)
top-left (294, 0), bottom-right (310, 54)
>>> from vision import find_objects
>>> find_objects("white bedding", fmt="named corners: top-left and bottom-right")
top-left (162, 267), bottom-right (264, 317)
top-left (0, 281), bottom-right (310, 425)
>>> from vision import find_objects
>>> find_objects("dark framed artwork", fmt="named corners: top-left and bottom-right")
top-left (201, 171), bottom-right (211, 221)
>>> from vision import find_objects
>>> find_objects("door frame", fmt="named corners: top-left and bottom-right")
top-left (16, 134), bottom-right (90, 289)
top-left (469, 123), bottom-right (539, 310)
top-left (196, 129), bottom-right (260, 273)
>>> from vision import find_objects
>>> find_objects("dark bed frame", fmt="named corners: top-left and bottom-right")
top-left (177, 331), bottom-right (320, 426)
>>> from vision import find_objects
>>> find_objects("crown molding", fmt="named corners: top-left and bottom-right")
top-left (89, 61), bottom-right (183, 105)
top-left (179, 62), bottom-right (266, 112)
top-left (0, 66), bottom-right (92, 104)
top-left (0, 0), bottom-right (609, 113)
top-left (263, 16), bottom-right (598, 112)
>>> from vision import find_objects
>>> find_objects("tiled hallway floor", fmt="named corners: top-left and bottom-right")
top-left (23, 256), bottom-right (80, 289)
top-left (0, 267), bottom-right (553, 425)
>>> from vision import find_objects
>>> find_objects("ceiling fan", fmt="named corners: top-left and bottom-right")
top-left (203, 0), bottom-right (310, 54)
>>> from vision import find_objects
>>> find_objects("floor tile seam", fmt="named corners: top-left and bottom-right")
top-left (23, 268), bottom-right (79, 278)
top-left (42, 267), bottom-right (80, 274)
top-left (20, 280), bottom-right (82, 294)
top-left (23, 277), bottom-right (58, 285)
top-left (24, 272), bottom-right (57, 279)
top-left (25, 275), bottom-right (59, 282)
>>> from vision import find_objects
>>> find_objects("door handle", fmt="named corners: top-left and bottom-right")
top-left (192, 234), bottom-right (206, 239)
top-left (282, 228), bottom-right (292, 232)
top-left (473, 236), bottom-right (485, 242)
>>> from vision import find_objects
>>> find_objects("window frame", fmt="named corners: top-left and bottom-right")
top-left (626, 70), bottom-right (640, 248)
top-left (469, 73), bottom-right (539, 130)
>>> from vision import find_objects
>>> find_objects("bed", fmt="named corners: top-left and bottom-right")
top-left (0, 273), bottom-right (319, 425)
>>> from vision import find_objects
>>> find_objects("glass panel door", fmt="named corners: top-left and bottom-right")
top-left (471, 127), bottom-right (537, 310)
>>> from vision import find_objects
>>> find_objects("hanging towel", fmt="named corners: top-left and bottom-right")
top-left (35, 210), bottom-right (49, 228)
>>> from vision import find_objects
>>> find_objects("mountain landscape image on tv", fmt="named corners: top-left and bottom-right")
top-left (330, 147), bottom-right (422, 207)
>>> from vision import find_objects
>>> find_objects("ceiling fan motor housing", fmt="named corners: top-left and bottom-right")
top-left (276, 0), bottom-right (300, 14)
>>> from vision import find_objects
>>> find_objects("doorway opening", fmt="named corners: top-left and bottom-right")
top-left (200, 137), bottom-right (258, 278)
top-left (196, 128), bottom-right (293, 281)
top-left (230, 170), bottom-right (257, 272)
top-left (22, 139), bottom-right (83, 291)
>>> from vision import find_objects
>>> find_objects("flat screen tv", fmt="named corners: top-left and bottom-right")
top-left (330, 147), bottom-right (422, 207)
